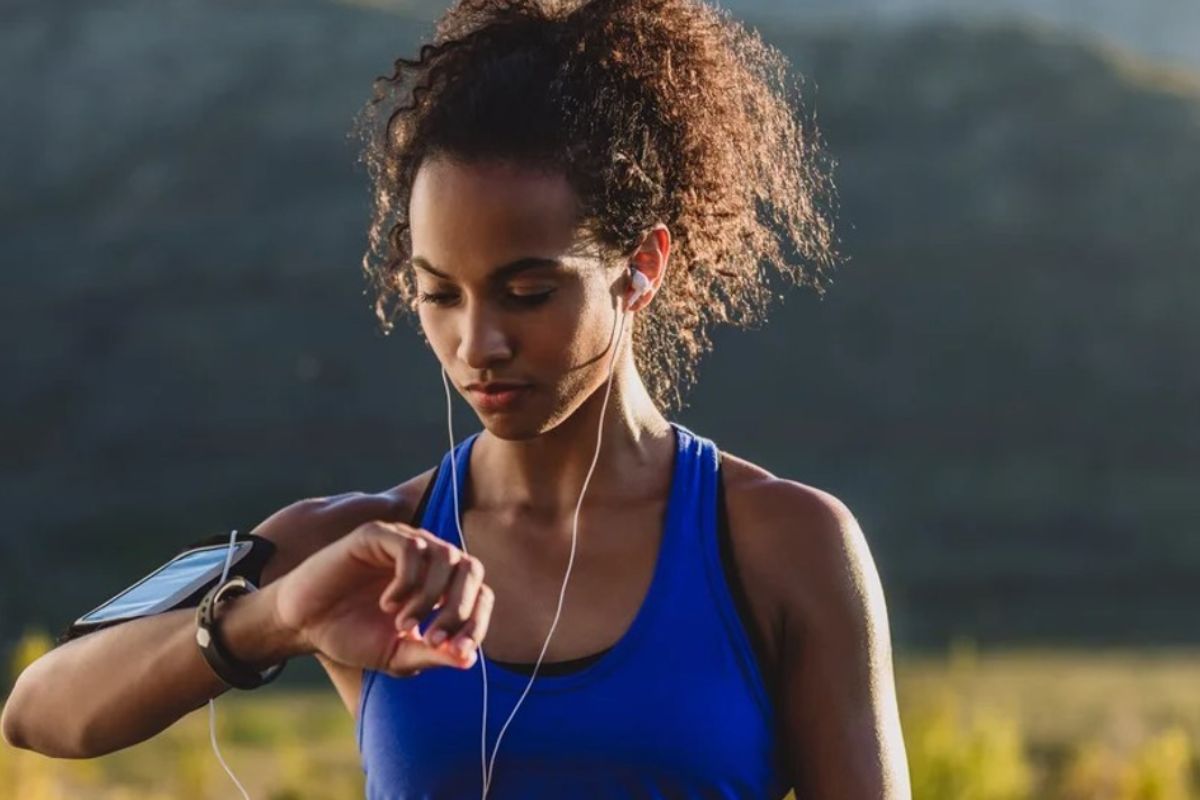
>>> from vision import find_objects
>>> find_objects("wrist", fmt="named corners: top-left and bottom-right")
top-left (266, 579), bottom-right (316, 660)
top-left (264, 579), bottom-right (316, 659)
top-left (219, 581), bottom-right (312, 668)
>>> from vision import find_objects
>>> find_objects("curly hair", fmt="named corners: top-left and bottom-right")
top-left (353, 0), bottom-right (841, 412)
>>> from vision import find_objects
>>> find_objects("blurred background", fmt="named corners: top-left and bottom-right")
top-left (2, 0), bottom-right (1198, 797)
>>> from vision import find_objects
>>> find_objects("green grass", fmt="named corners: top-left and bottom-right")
top-left (4, 636), bottom-right (1199, 799)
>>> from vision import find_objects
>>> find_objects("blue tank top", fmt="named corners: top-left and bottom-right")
top-left (356, 422), bottom-right (789, 799)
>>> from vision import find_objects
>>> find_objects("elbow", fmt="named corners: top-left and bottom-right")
top-left (2, 669), bottom-right (94, 759)
top-left (2, 696), bottom-right (27, 750)
top-left (2, 674), bottom-right (34, 752)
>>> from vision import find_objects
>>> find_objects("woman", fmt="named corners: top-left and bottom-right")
top-left (3, 0), bottom-right (909, 797)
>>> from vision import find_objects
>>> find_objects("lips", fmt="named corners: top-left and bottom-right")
top-left (466, 381), bottom-right (532, 412)
top-left (467, 381), bottom-right (531, 393)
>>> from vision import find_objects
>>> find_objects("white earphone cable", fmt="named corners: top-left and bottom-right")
top-left (443, 272), bottom-right (635, 799)
top-left (209, 528), bottom-right (253, 800)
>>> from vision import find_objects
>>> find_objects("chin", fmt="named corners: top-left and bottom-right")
top-left (469, 396), bottom-right (552, 441)
top-left (476, 415), bottom-right (547, 441)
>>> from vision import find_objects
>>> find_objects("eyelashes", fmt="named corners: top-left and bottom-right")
top-left (416, 291), bottom-right (455, 306)
top-left (417, 290), bottom-right (556, 308)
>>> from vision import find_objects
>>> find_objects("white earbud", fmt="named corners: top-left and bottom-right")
top-left (626, 267), bottom-right (652, 310)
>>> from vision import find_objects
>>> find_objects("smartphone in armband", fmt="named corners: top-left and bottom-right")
top-left (60, 532), bottom-right (276, 644)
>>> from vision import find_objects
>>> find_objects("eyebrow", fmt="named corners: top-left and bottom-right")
top-left (410, 256), bottom-right (564, 281)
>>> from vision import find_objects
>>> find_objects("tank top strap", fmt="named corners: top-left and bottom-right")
top-left (679, 425), bottom-right (776, 721)
top-left (648, 422), bottom-right (714, 588)
top-left (418, 432), bottom-right (482, 543)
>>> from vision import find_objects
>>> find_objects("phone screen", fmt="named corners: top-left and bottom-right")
top-left (77, 542), bottom-right (252, 625)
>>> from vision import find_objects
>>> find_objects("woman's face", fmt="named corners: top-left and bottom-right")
top-left (409, 156), bottom-right (626, 440)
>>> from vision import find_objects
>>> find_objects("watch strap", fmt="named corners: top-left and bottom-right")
top-left (195, 575), bottom-right (286, 690)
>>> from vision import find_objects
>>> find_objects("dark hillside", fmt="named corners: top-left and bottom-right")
top-left (2, 2), bottom-right (1197, 649)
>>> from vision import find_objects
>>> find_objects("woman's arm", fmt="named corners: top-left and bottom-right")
top-left (1, 492), bottom-right (399, 758)
top-left (753, 481), bottom-right (911, 799)
top-left (1, 585), bottom-right (301, 757)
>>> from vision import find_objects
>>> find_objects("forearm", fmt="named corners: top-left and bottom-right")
top-left (2, 581), bottom-right (308, 758)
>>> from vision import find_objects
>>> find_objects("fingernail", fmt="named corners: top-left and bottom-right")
top-left (429, 629), bottom-right (448, 646)
top-left (398, 617), bottom-right (417, 634)
top-left (454, 637), bottom-right (475, 658)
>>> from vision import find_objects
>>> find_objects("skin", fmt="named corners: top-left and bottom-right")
top-left (273, 155), bottom-right (912, 798)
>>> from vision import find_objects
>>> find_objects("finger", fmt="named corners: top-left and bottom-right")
top-left (378, 535), bottom-right (429, 614)
top-left (424, 555), bottom-right (485, 648)
top-left (392, 539), bottom-right (459, 635)
top-left (385, 632), bottom-right (471, 675)
top-left (444, 583), bottom-right (494, 665)
top-left (403, 526), bottom-right (443, 543)
top-left (352, 521), bottom-right (425, 567)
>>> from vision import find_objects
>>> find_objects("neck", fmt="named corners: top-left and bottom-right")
top-left (470, 362), bottom-right (673, 516)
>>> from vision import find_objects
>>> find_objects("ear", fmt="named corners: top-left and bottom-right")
top-left (626, 223), bottom-right (671, 312)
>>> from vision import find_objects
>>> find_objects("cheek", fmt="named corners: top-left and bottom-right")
top-left (530, 301), bottom-right (587, 362)
top-left (539, 290), bottom-right (618, 375)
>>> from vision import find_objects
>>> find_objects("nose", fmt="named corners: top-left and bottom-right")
top-left (457, 299), bottom-right (513, 370)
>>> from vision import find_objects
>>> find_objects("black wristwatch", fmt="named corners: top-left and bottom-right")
top-left (195, 575), bottom-right (287, 690)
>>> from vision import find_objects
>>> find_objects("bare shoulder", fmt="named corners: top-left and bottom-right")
top-left (717, 449), bottom-right (882, 643)
top-left (717, 454), bottom-right (908, 795)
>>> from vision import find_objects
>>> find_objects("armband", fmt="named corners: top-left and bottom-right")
top-left (58, 531), bottom-right (276, 644)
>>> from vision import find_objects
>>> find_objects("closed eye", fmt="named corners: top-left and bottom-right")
top-left (415, 289), bottom-right (557, 308)
top-left (416, 290), bottom-right (457, 306)
top-left (507, 289), bottom-right (555, 307)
